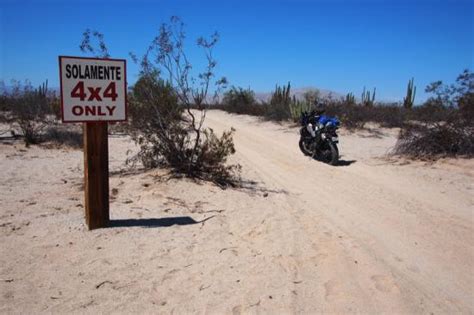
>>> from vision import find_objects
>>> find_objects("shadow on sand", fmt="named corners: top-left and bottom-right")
top-left (108, 215), bottom-right (215, 228)
top-left (335, 159), bottom-right (357, 166)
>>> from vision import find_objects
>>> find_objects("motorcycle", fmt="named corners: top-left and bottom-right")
top-left (298, 111), bottom-right (340, 165)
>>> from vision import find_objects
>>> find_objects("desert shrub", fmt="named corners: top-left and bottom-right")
top-left (459, 97), bottom-right (474, 122)
top-left (221, 86), bottom-right (264, 116)
top-left (0, 83), bottom-right (8, 113)
top-left (0, 98), bottom-right (8, 124)
top-left (409, 101), bottom-right (452, 123)
top-left (129, 74), bottom-right (182, 123)
top-left (394, 69), bottom-right (474, 159)
top-left (123, 17), bottom-right (239, 186)
top-left (127, 75), bottom-right (183, 168)
top-left (49, 97), bottom-right (61, 120)
top-left (2, 80), bottom-right (54, 146)
top-left (264, 95), bottom-right (417, 129)
top-left (370, 105), bottom-right (407, 128)
top-left (323, 102), bottom-right (368, 129)
top-left (127, 73), bottom-right (240, 186)
top-left (393, 122), bottom-right (474, 158)
top-left (0, 80), bottom-right (82, 147)
top-left (43, 125), bottom-right (83, 148)
top-left (455, 70), bottom-right (474, 122)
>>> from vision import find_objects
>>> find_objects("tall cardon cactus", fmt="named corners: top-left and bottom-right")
top-left (403, 78), bottom-right (416, 109)
top-left (361, 86), bottom-right (376, 107)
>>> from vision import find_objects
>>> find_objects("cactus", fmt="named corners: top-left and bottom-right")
top-left (289, 95), bottom-right (312, 121)
top-left (36, 79), bottom-right (48, 98)
top-left (345, 92), bottom-right (356, 105)
top-left (403, 78), bottom-right (416, 109)
top-left (270, 82), bottom-right (291, 105)
top-left (361, 86), bottom-right (376, 106)
top-left (268, 82), bottom-right (292, 120)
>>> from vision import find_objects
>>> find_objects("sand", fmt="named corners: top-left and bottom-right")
top-left (1, 110), bottom-right (473, 314)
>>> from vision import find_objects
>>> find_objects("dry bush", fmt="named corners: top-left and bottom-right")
top-left (1, 80), bottom-right (54, 146)
top-left (0, 80), bottom-right (83, 148)
top-left (370, 105), bottom-right (406, 128)
top-left (49, 97), bottom-right (62, 120)
top-left (42, 125), bottom-right (83, 149)
top-left (458, 93), bottom-right (474, 122)
top-left (394, 69), bottom-right (473, 159)
top-left (127, 74), bottom-right (240, 186)
top-left (125, 17), bottom-right (240, 187)
top-left (409, 101), bottom-right (453, 124)
top-left (393, 121), bottom-right (474, 159)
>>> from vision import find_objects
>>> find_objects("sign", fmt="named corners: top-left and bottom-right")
top-left (59, 56), bottom-right (127, 122)
top-left (59, 55), bottom-right (128, 230)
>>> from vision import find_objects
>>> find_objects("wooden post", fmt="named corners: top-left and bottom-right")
top-left (83, 122), bottom-right (109, 229)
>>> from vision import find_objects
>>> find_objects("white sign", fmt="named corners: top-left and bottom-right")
top-left (59, 56), bottom-right (127, 122)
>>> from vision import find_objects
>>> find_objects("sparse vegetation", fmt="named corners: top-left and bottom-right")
top-left (394, 69), bottom-right (473, 159)
top-left (214, 69), bottom-right (472, 161)
top-left (0, 80), bottom-right (56, 146)
top-left (220, 86), bottom-right (263, 115)
top-left (289, 95), bottom-right (312, 122)
top-left (42, 125), bottom-right (83, 149)
top-left (0, 80), bottom-right (82, 148)
top-left (394, 122), bottom-right (473, 159)
top-left (123, 17), bottom-right (240, 187)
top-left (265, 82), bottom-right (292, 121)
top-left (345, 92), bottom-right (356, 105)
top-left (1, 18), bottom-right (470, 164)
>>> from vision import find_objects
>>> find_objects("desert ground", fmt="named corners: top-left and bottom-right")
top-left (1, 110), bottom-right (473, 314)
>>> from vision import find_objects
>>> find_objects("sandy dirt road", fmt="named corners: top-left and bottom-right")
top-left (1, 111), bottom-right (473, 314)
top-left (203, 111), bottom-right (474, 314)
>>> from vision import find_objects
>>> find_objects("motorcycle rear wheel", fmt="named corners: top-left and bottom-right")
top-left (298, 137), bottom-right (313, 156)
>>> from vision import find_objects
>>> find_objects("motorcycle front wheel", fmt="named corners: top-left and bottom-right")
top-left (315, 141), bottom-right (339, 165)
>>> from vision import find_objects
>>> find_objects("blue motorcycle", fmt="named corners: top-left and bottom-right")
top-left (299, 110), bottom-right (340, 165)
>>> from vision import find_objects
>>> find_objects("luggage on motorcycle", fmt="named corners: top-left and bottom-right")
top-left (318, 115), bottom-right (340, 127)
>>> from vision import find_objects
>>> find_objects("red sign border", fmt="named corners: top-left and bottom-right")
top-left (58, 55), bottom-right (128, 123)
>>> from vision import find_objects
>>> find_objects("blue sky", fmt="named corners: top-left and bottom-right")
top-left (1, 0), bottom-right (473, 102)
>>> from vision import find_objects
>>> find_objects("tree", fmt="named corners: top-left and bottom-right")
top-left (424, 80), bottom-right (451, 107)
top-left (80, 29), bottom-right (110, 58)
top-left (454, 69), bottom-right (473, 121)
top-left (424, 69), bottom-right (473, 116)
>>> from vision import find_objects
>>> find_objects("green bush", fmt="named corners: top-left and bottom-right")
top-left (221, 86), bottom-right (264, 116)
